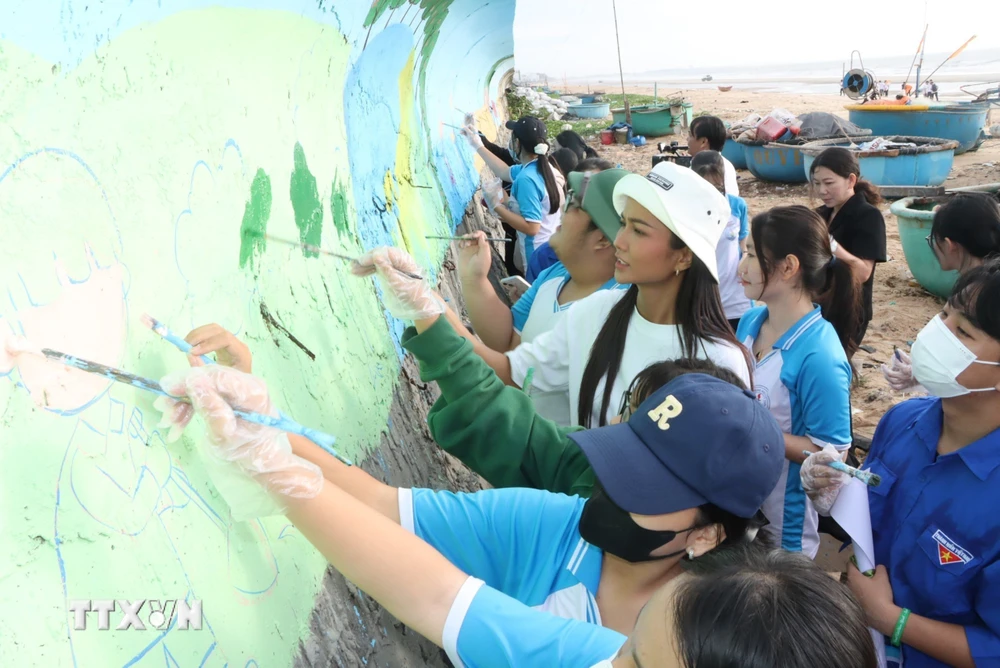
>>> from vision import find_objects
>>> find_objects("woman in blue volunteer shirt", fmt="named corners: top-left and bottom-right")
top-left (804, 260), bottom-right (1000, 668)
top-left (463, 116), bottom-right (564, 269)
top-left (154, 363), bottom-right (789, 666)
top-left (735, 205), bottom-right (861, 556)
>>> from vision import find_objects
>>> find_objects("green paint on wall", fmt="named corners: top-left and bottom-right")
top-left (239, 168), bottom-right (273, 270)
top-left (331, 173), bottom-right (351, 239)
top-left (290, 142), bottom-right (323, 256)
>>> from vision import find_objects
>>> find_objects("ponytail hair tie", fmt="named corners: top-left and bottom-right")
top-left (534, 143), bottom-right (549, 155)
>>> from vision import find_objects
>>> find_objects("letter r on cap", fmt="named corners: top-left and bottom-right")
top-left (648, 395), bottom-right (682, 430)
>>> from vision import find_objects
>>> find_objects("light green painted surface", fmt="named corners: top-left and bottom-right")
top-left (0, 9), bottom-right (425, 666)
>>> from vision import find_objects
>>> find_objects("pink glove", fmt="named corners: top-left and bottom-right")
top-left (154, 366), bottom-right (323, 500)
top-left (352, 247), bottom-right (445, 321)
top-left (799, 446), bottom-right (848, 516)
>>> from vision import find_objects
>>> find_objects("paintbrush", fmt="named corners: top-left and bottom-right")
top-left (39, 348), bottom-right (352, 465)
top-left (141, 314), bottom-right (213, 365)
top-left (442, 123), bottom-right (465, 131)
top-left (801, 450), bottom-right (881, 487)
top-left (265, 235), bottom-right (423, 280)
top-left (426, 235), bottom-right (512, 243)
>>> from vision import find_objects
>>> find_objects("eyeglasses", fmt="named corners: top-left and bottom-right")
top-left (926, 235), bottom-right (939, 254)
top-left (617, 388), bottom-right (634, 422)
top-left (564, 172), bottom-right (592, 213)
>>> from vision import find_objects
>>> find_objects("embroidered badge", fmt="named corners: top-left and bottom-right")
top-left (647, 395), bottom-right (683, 430)
top-left (932, 530), bottom-right (972, 565)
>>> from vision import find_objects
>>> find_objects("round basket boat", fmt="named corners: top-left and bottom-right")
top-left (801, 136), bottom-right (959, 187)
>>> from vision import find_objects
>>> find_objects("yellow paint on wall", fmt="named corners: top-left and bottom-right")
top-left (394, 50), bottom-right (434, 263)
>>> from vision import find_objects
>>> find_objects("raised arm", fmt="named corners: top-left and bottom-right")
top-left (456, 232), bottom-right (520, 353)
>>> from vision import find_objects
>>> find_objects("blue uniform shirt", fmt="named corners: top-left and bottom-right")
top-left (737, 306), bottom-right (852, 555)
top-left (865, 397), bottom-right (1000, 667)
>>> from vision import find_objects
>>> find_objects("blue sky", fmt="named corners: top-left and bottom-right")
top-left (513, 0), bottom-right (998, 78)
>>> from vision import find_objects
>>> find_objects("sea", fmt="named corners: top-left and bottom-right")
top-left (567, 47), bottom-right (1000, 98)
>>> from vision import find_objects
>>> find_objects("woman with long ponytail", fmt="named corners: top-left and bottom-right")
top-left (809, 147), bottom-right (887, 349)
top-left (462, 116), bottom-right (565, 270)
top-left (735, 205), bottom-right (861, 557)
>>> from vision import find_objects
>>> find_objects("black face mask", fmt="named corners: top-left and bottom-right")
top-left (579, 485), bottom-right (698, 563)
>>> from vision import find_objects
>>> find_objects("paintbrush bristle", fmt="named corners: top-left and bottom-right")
top-left (140, 313), bottom-right (167, 336)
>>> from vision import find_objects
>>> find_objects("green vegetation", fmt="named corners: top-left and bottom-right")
top-left (544, 118), bottom-right (603, 139)
top-left (505, 89), bottom-right (533, 120)
top-left (602, 93), bottom-right (687, 108)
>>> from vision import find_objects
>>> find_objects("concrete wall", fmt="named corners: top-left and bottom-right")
top-left (0, 1), bottom-right (513, 665)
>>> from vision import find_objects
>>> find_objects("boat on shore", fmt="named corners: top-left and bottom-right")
top-left (845, 102), bottom-right (990, 155)
top-left (718, 85), bottom-right (733, 92)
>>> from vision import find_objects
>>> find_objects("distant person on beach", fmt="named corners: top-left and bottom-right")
top-left (930, 80), bottom-right (940, 101)
top-left (691, 151), bottom-right (751, 333)
top-left (903, 82), bottom-right (913, 96)
top-left (687, 116), bottom-right (740, 196)
top-left (809, 148), bottom-right (887, 351)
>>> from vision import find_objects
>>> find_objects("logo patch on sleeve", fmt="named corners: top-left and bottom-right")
top-left (932, 530), bottom-right (972, 565)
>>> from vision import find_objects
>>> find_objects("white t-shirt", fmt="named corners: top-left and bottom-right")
top-left (723, 156), bottom-right (740, 196)
top-left (506, 289), bottom-right (752, 427)
top-left (717, 212), bottom-right (751, 322)
top-left (511, 262), bottom-right (624, 426)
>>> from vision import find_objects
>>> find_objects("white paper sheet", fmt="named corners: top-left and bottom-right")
top-left (832, 478), bottom-right (889, 668)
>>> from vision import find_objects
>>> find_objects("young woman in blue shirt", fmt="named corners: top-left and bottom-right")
top-left (735, 205), bottom-right (861, 556)
top-left (804, 259), bottom-right (1000, 668)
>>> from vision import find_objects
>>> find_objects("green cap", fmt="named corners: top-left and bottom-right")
top-left (568, 168), bottom-right (630, 241)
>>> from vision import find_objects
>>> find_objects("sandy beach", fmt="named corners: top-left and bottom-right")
top-left (561, 84), bottom-right (1000, 435)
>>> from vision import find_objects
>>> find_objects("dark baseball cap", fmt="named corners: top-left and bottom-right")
top-left (505, 116), bottom-right (548, 152)
top-left (568, 169), bottom-right (629, 241)
top-left (569, 373), bottom-right (783, 518)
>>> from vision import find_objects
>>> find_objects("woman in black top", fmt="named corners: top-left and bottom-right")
top-left (809, 148), bottom-right (887, 348)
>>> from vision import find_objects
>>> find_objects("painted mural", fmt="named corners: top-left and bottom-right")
top-left (0, 1), bottom-right (514, 665)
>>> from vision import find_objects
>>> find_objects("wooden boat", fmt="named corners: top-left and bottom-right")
top-left (718, 85), bottom-right (733, 92)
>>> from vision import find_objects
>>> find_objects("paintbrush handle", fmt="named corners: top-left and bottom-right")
top-left (231, 409), bottom-right (352, 466)
top-left (801, 449), bottom-right (880, 487)
top-left (266, 235), bottom-right (424, 280)
top-left (427, 235), bottom-right (512, 243)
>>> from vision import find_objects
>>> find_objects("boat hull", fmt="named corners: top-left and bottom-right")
top-left (744, 143), bottom-right (806, 183)
top-left (612, 105), bottom-right (675, 136)
top-left (891, 197), bottom-right (959, 298)
top-left (801, 136), bottom-right (958, 187)
top-left (846, 104), bottom-right (989, 154)
top-left (722, 138), bottom-right (747, 170)
top-left (568, 102), bottom-right (610, 118)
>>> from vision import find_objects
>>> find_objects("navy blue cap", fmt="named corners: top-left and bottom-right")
top-left (569, 373), bottom-right (784, 518)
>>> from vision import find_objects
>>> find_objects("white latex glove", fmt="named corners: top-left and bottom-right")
top-left (460, 125), bottom-right (484, 150)
top-left (456, 231), bottom-right (492, 286)
top-left (482, 175), bottom-right (504, 212)
top-left (352, 247), bottom-right (445, 321)
top-left (155, 366), bottom-right (324, 500)
top-left (881, 349), bottom-right (922, 392)
top-left (800, 446), bottom-right (848, 516)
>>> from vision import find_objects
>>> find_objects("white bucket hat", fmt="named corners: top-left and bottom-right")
top-left (612, 161), bottom-right (730, 281)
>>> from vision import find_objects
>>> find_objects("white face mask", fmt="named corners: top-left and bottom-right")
top-left (911, 315), bottom-right (1000, 398)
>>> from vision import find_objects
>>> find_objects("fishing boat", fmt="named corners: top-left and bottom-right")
top-left (891, 184), bottom-right (1000, 297)
top-left (844, 30), bottom-right (996, 154)
top-left (718, 85), bottom-right (733, 92)
top-left (800, 136), bottom-right (959, 187)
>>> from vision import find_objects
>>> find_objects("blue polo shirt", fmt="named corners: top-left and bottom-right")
top-left (865, 397), bottom-right (1000, 667)
top-left (396, 487), bottom-right (624, 666)
top-left (737, 306), bottom-right (852, 556)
